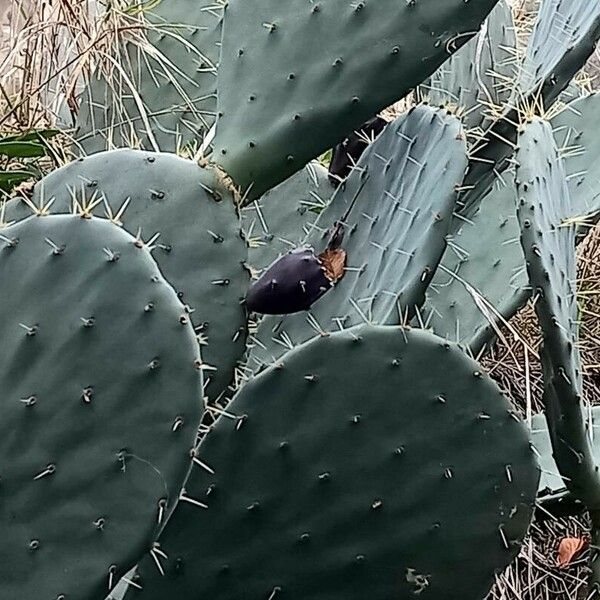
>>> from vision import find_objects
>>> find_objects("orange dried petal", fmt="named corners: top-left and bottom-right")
top-left (318, 248), bottom-right (347, 283)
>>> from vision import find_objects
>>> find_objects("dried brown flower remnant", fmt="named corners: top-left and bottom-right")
top-left (318, 248), bottom-right (347, 283)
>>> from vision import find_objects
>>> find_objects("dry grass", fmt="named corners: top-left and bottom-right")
top-left (483, 222), bottom-right (600, 418)
top-left (0, 1), bottom-right (173, 145)
top-left (490, 515), bottom-right (593, 600)
top-left (0, 0), bottom-right (203, 188)
top-left (0, 0), bottom-right (129, 175)
top-left (1, 0), bottom-right (94, 132)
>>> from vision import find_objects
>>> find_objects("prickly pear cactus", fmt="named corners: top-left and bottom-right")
top-left (459, 0), bottom-right (600, 222)
top-left (249, 105), bottom-right (467, 370)
top-left (517, 1), bottom-right (600, 106)
top-left (212, 0), bottom-right (502, 198)
top-left (126, 325), bottom-right (538, 600)
top-left (531, 408), bottom-right (600, 503)
top-left (0, 214), bottom-right (203, 600)
top-left (516, 118), bottom-right (600, 508)
top-left (421, 93), bottom-right (600, 353)
top-left (424, 173), bottom-right (528, 352)
top-left (516, 117), bottom-right (600, 586)
top-left (76, 0), bottom-right (223, 153)
top-left (4, 150), bottom-right (249, 399)
top-left (552, 92), bottom-right (600, 224)
top-left (10, 0), bottom-right (600, 597)
top-left (243, 161), bottom-right (333, 272)
top-left (417, 0), bottom-right (516, 132)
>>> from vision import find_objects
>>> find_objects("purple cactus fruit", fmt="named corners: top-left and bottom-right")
top-left (246, 246), bottom-right (346, 315)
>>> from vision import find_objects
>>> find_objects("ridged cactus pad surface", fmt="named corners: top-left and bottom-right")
top-left (516, 118), bottom-right (600, 509)
top-left (249, 105), bottom-right (467, 371)
top-left (243, 161), bottom-right (333, 272)
top-left (517, 0), bottom-right (600, 106)
top-left (455, 0), bottom-right (600, 226)
top-left (531, 409), bottom-right (600, 501)
top-left (424, 173), bottom-right (528, 352)
top-left (0, 214), bottom-right (202, 600)
top-left (127, 325), bottom-right (538, 600)
top-left (418, 0), bottom-right (516, 133)
top-left (213, 0), bottom-right (502, 198)
top-left (552, 92), bottom-right (600, 225)
top-left (5, 150), bottom-right (249, 399)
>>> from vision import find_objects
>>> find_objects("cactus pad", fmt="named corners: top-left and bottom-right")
top-left (424, 173), bottom-right (529, 353)
top-left (128, 325), bottom-right (538, 600)
top-left (243, 161), bottom-right (333, 272)
top-left (212, 0), bottom-right (502, 198)
top-left (249, 106), bottom-right (466, 370)
top-left (516, 118), bottom-right (600, 509)
top-left (531, 409), bottom-right (600, 501)
top-left (456, 0), bottom-right (600, 224)
top-left (5, 150), bottom-right (249, 399)
top-left (0, 214), bottom-right (202, 600)
top-left (418, 0), bottom-right (516, 133)
top-left (552, 92), bottom-right (600, 225)
top-left (517, 0), bottom-right (600, 106)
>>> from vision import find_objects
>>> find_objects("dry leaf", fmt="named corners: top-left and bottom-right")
top-left (318, 248), bottom-right (347, 283)
top-left (557, 536), bottom-right (589, 568)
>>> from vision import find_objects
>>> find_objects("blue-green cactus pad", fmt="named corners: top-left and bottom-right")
top-left (243, 161), bottom-right (333, 272)
top-left (516, 118), bottom-right (600, 511)
top-left (531, 409), bottom-right (600, 500)
top-left (418, 0), bottom-right (516, 133)
top-left (5, 150), bottom-right (249, 399)
top-left (552, 92), bottom-right (600, 224)
top-left (424, 172), bottom-right (529, 353)
top-left (0, 214), bottom-right (202, 600)
top-left (456, 0), bottom-right (600, 225)
top-left (212, 0), bottom-right (502, 198)
top-left (127, 325), bottom-right (538, 600)
top-left (424, 91), bottom-right (600, 351)
top-left (249, 105), bottom-right (467, 370)
top-left (517, 0), bottom-right (600, 106)
top-left (516, 118), bottom-right (579, 396)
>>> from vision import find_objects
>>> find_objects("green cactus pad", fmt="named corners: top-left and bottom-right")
top-left (243, 161), bottom-right (334, 272)
top-left (517, 1), bottom-right (600, 106)
top-left (4, 150), bottom-right (249, 400)
top-left (552, 92), bottom-right (600, 225)
top-left (127, 325), bottom-right (538, 600)
top-left (424, 91), bottom-right (600, 351)
top-left (248, 105), bottom-right (466, 371)
top-left (416, 0), bottom-right (516, 223)
top-left (212, 0), bottom-right (501, 198)
top-left (0, 214), bottom-right (202, 600)
top-left (76, 0), bottom-right (223, 153)
top-left (456, 1), bottom-right (600, 223)
top-left (557, 81), bottom-right (587, 105)
top-left (105, 568), bottom-right (137, 600)
top-left (417, 0), bottom-right (516, 133)
top-left (531, 409), bottom-right (600, 501)
top-left (516, 118), bottom-right (600, 509)
top-left (424, 172), bottom-right (529, 353)
top-left (531, 412), bottom-right (567, 500)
